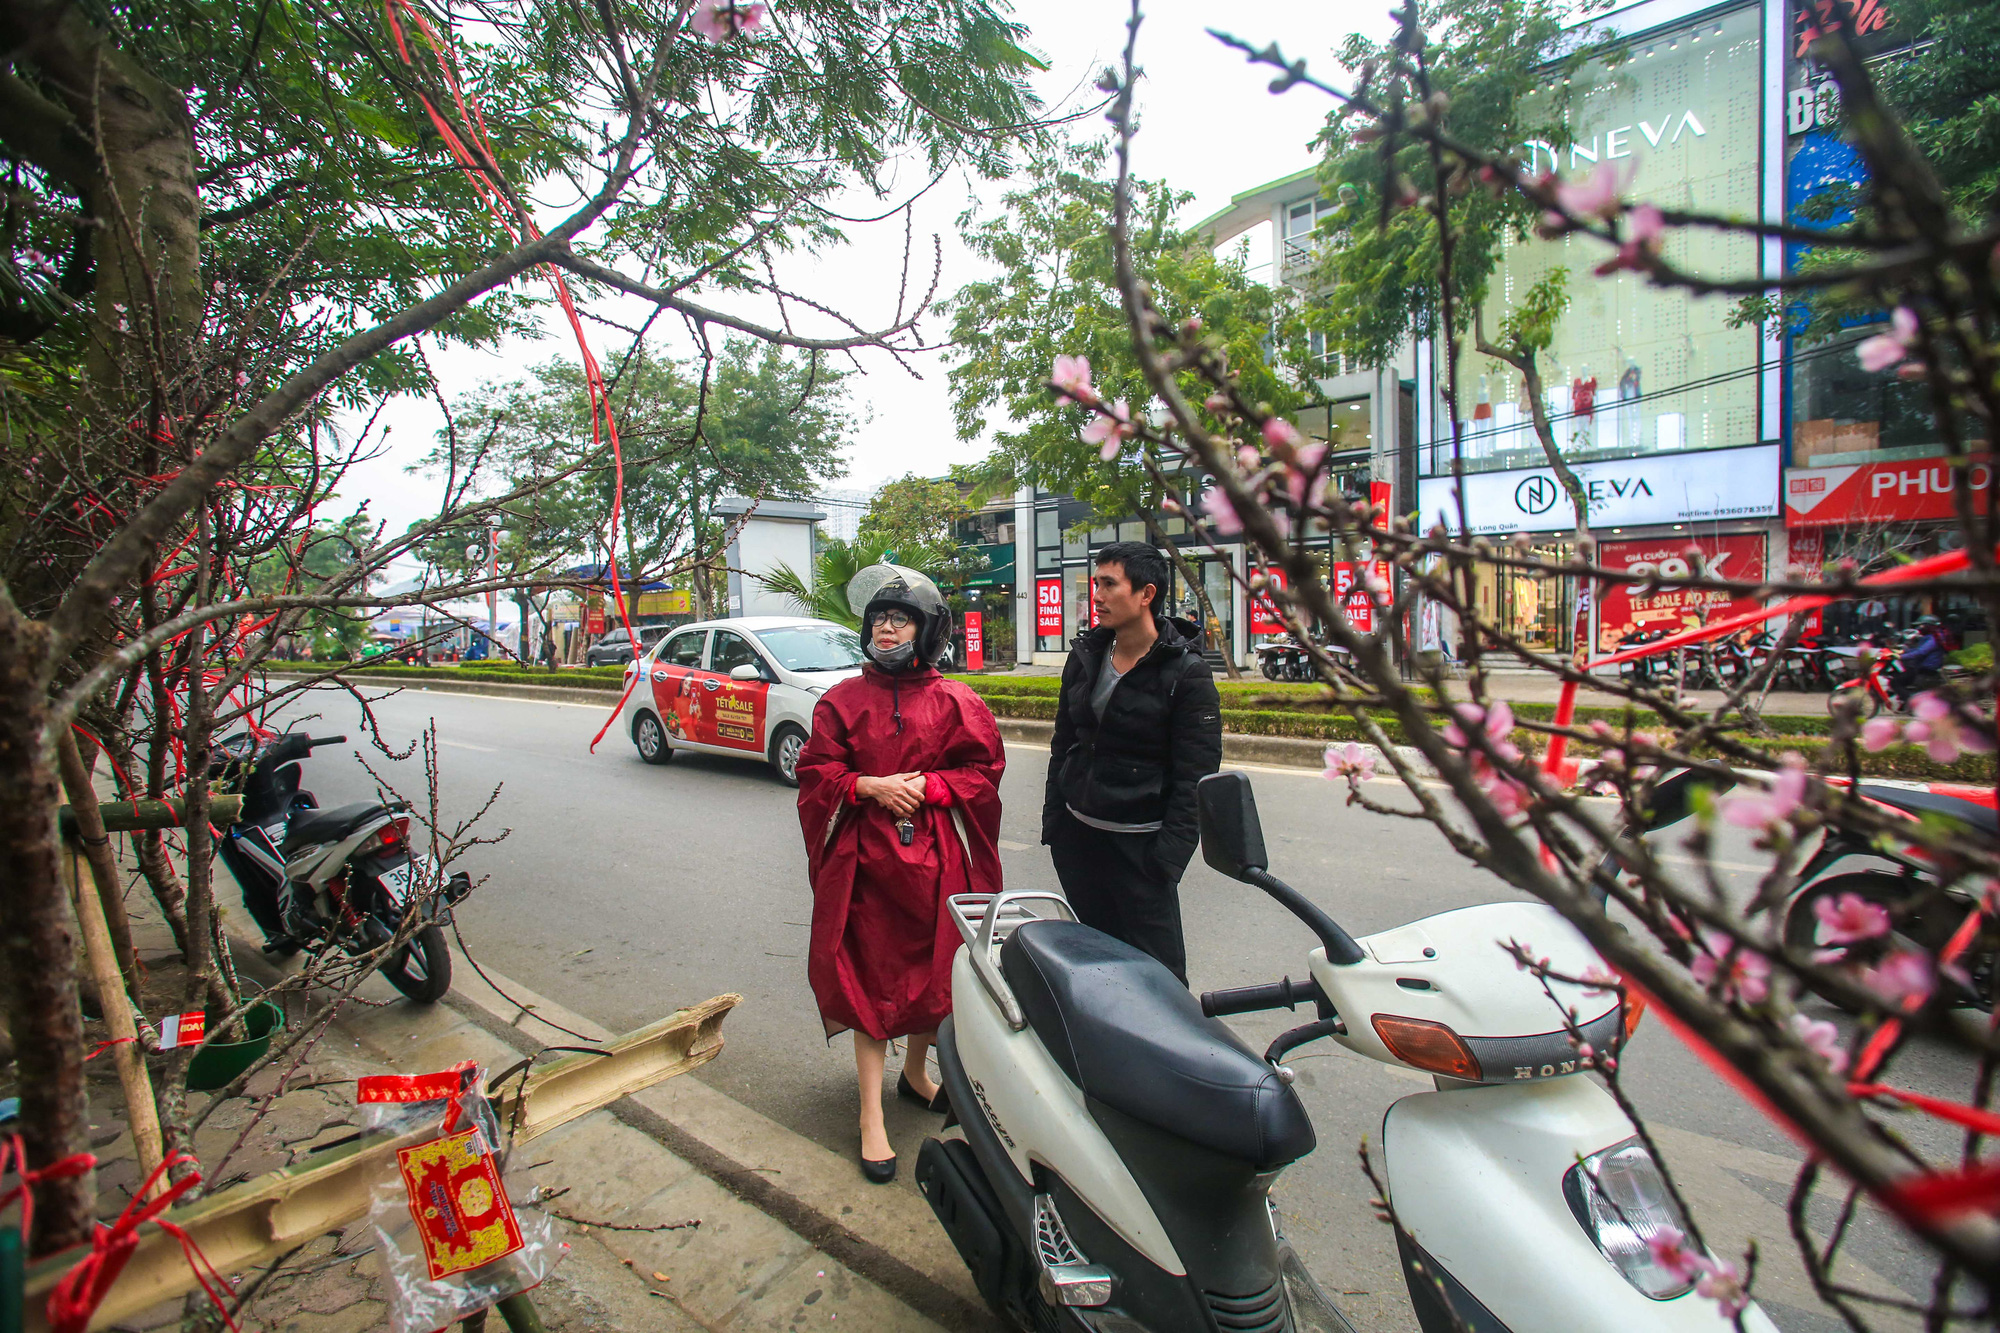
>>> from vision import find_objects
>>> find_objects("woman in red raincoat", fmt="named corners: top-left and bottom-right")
top-left (796, 565), bottom-right (1005, 1183)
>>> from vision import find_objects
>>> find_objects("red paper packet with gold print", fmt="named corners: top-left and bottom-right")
top-left (359, 1063), bottom-right (564, 1333)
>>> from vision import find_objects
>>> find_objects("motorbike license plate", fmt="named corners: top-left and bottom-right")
top-left (376, 859), bottom-right (413, 904)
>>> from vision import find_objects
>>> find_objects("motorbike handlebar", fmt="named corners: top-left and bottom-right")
top-left (1200, 975), bottom-right (1327, 1019)
top-left (307, 735), bottom-right (348, 747)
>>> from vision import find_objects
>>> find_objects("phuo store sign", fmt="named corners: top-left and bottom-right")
top-left (1785, 455), bottom-right (1993, 528)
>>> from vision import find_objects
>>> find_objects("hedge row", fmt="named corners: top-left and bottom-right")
top-left (970, 688), bottom-right (1993, 782)
top-left (949, 673), bottom-right (1858, 739)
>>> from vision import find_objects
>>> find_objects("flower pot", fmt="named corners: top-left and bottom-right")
top-left (185, 1000), bottom-right (286, 1091)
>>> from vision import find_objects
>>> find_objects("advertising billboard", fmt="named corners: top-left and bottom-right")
top-left (1036, 577), bottom-right (1063, 636)
top-left (1595, 533), bottom-right (1768, 650)
top-left (1249, 567), bottom-right (1289, 635)
top-left (1417, 443), bottom-right (1781, 534)
top-left (1444, 5), bottom-right (1765, 477)
top-left (1784, 455), bottom-right (1994, 528)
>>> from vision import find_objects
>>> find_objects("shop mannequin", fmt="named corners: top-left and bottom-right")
top-left (1571, 365), bottom-right (1597, 450)
top-left (1471, 373), bottom-right (1493, 458)
top-left (1618, 356), bottom-right (1641, 452)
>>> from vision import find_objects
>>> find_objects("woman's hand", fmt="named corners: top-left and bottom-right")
top-left (856, 772), bottom-right (926, 817)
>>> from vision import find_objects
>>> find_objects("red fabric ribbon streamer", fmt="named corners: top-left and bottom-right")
top-left (0, 1133), bottom-right (98, 1255)
top-left (44, 1153), bottom-right (241, 1333)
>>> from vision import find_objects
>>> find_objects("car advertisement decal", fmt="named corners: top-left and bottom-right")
top-left (711, 678), bottom-right (768, 750)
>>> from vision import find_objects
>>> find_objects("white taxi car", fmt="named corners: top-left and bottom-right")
top-left (623, 617), bottom-right (865, 785)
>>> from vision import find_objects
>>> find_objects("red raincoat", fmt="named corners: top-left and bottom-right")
top-left (797, 665), bottom-right (1005, 1040)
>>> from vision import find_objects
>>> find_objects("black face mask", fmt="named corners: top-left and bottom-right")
top-left (865, 638), bottom-right (919, 672)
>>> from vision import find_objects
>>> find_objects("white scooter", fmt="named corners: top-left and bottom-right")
top-left (916, 771), bottom-right (1777, 1332)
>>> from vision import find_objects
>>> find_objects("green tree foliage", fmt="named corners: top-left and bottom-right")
top-left (1307, 0), bottom-right (1613, 365)
top-left (944, 139), bottom-right (1307, 521)
top-left (0, 0), bottom-right (1048, 401)
top-left (759, 535), bottom-right (947, 629)
top-left (856, 474), bottom-right (987, 586)
top-left (246, 513), bottom-right (377, 655)
top-left (418, 340), bottom-right (852, 610)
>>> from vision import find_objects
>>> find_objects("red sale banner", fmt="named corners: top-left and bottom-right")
top-left (1596, 533), bottom-right (1767, 651)
top-left (1332, 562), bottom-right (1388, 634)
top-left (1035, 577), bottom-right (1063, 636)
top-left (963, 612), bottom-right (985, 671)
top-left (1249, 567), bottom-right (1288, 635)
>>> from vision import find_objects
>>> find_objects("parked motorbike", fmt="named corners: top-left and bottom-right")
top-left (211, 732), bottom-right (470, 1002)
top-left (918, 771), bottom-right (1773, 1332)
top-left (1257, 635), bottom-right (1314, 682)
top-left (1613, 767), bottom-right (1998, 1013)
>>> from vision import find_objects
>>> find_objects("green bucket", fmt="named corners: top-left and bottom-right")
top-left (185, 1000), bottom-right (286, 1091)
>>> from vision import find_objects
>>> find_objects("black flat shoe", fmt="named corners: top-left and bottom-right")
top-left (897, 1072), bottom-right (949, 1114)
top-left (860, 1152), bottom-right (897, 1185)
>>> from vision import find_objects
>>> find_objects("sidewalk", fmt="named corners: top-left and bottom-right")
top-left (68, 909), bottom-right (985, 1333)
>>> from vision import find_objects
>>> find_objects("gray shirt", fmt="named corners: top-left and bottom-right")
top-left (1070, 652), bottom-right (1164, 834)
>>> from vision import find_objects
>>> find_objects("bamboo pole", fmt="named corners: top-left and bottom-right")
top-left (54, 734), bottom-right (140, 999)
top-left (58, 842), bottom-right (164, 1196)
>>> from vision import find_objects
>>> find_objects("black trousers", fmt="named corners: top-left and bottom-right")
top-left (1049, 815), bottom-right (1187, 985)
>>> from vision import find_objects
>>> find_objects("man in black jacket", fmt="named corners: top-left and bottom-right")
top-left (1041, 541), bottom-right (1223, 983)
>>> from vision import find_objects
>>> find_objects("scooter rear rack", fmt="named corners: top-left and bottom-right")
top-left (947, 890), bottom-right (1077, 1031)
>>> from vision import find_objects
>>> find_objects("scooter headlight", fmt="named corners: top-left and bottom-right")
top-left (1562, 1136), bottom-right (1698, 1299)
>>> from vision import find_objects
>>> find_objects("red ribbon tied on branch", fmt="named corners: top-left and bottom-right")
top-left (43, 1152), bottom-right (241, 1333)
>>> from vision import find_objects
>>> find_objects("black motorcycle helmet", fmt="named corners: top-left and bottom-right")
top-left (847, 563), bottom-right (953, 672)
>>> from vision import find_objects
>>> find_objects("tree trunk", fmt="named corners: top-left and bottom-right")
top-left (0, 597), bottom-right (94, 1255)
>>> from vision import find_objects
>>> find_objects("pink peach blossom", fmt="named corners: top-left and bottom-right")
top-left (1860, 716), bottom-right (1901, 752)
top-left (1553, 160), bottom-right (1635, 222)
top-left (1862, 949), bottom-right (1934, 1006)
top-left (1813, 891), bottom-right (1890, 945)
top-left (1051, 354), bottom-right (1095, 406)
top-left (1696, 1261), bottom-right (1750, 1318)
top-left (689, 0), bottom-right (766, 41)
top-left (1200, 486), bottom-right (1244, 536)
top-left (1721, 753), bottom-right (1808, 830)
top-left (1262, 416), bottom-right (1303, 454)
top-left (1082, 400), bottom-right (1134, 460)
top-left (1789, 1014), bottom-right (1848, 1074)
top-left (1324, 741), bottom-right (1377, 786)
top-left (1856, 306), bottom-right (1920, 373)
top-left (1646, 1229), bottom-right (1706, 1285)
top-left (1690, 933), bottom-right (1771, 1005)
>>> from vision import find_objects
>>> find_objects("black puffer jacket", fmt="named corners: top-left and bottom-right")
top-left (1040, 616), bottom-right (1224, 883)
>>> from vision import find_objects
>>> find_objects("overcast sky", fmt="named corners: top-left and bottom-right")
top-left (333, 0), bottom-right (1378, 548)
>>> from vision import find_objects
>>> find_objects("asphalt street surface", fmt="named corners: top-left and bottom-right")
top-left (263, 683), bottom-right (1978, 1331)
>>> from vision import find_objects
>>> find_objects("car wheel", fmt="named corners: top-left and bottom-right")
top-left (769, 724), bottom-right (807, 787)
top-left (634, 711), bottom-right (674, 766)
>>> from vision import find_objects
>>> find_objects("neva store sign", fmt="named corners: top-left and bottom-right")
top-left (1418, 445), bottom-right (1781, 535)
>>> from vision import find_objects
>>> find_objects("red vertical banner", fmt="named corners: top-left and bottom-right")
top-left (1036, 578), bottom-right (1063, 636)
top-left (963, 612), bottom-right (985, 671)
top-left (1370, 479), bottom-right (1393, 521)
top-left (1332, 562), bottom-right (1387, 634)
top-left (584, 593), bottom-right (606, 636)
top-left (1249, 567), bottom-right (1288, 635)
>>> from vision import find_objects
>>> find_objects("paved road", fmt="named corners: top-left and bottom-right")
top-left (263, 683), bottom-right (1972, 1331)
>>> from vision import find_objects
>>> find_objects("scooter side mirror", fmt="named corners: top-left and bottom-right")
top-left (1198, 772), bottom-right (1268, 881)
top-left (1635, 766), bottom-right (1736, 833)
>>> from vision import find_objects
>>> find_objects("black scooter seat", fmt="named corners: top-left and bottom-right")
top-left (283, 802), bottom-right (389, 852)
top-left (1857, 783), bottom-right (1998, 838)
top-left (999, 920), bottom-right (1315, 1172)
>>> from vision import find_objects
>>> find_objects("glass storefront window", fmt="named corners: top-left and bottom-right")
top-left (1789, 328), bottom-right (1984, 465)
top-left (1437, 7), bottom-right (1763, 478)
top-left (1472, 542), bottom-right (1576, 653)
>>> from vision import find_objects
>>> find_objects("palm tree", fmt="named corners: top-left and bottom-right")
top-left (758, 535), bottom-right (947, 629)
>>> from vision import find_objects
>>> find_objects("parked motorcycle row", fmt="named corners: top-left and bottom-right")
top-left (1612, 620), bottom-right (1981, 717)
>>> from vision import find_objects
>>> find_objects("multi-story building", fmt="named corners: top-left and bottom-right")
top-left (1005, 0), bottom-right (1977, 669)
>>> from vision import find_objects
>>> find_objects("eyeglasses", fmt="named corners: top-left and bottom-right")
top-left (876, 610), bottom-right (914, 628)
